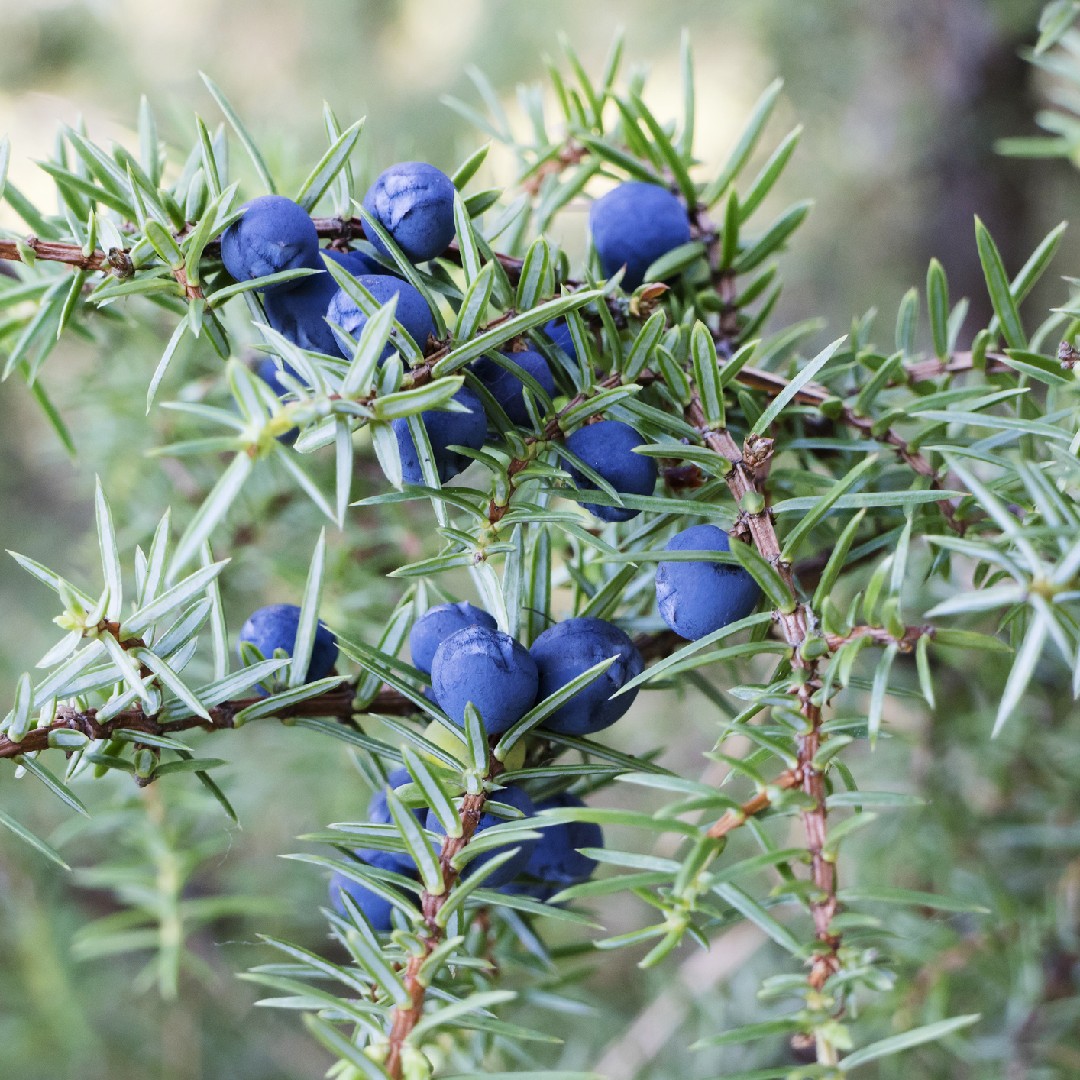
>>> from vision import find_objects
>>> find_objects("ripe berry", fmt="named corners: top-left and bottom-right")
top-left (393, 387), bottom-right (487, 485)
top-left (329, 849), bottom-right (410, 933)
top-left (425, 784), bottom-right (536, 887)
top-left (364, 766), bottom-right (424, 874)
top-left (655, 524), bottom-right (762, 640)
top-left (589, 181), bottom-right (691, 290)
top-left (362, 162), bottom-right (457, 263)
top-left (563, 419), bottom-right (657, 522)
top-left (409, 602), bottom-right (497, 674)
top-left (262, 248), bottom-right (383, 357)
top-left (505, 793), bottom-right (602, 900)
top-left (543, 319), bottom-right (578, 365)
top-left (472, 348), bottom-right (556, 425)
top-left (531, 617), bottom-right (643, 736)
top-left (430, 625), bottom-right (539, 736)
top-left (220, 195), bottom-right (321, 288)
top-left (326, 274), bottom-right (436, 359)
top-left (238, 603), bottom-right (337, 687)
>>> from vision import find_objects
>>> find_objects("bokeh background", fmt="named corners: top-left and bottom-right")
top-left (2, 2), bottom-right (1078, 1078)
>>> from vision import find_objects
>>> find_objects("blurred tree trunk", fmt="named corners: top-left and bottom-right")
top-left (901, 0), bottom-right (1042, 333)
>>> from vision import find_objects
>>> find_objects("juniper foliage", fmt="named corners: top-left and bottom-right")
top-left (1, 11), bottom-right (1079, 1080)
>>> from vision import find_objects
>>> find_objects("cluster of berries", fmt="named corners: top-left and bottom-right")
top-left (237, 552), bottom-right (757, 930)
top-left (328, 769), bottom-right (602, 931)
top-left (412, 602), bottom-right (643, 737)
top-left (342, 604), bottom-right (621, 923)
top-left (228, 166), bottom-right (760, 930)
top-left (219, 165), bottom-right (691, 509)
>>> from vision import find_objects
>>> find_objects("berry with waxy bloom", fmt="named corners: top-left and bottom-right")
top-left (563, 420), bottom-right (657, 522)
top-left (430, 625), bottom-right (539, 736)
top-left (362, 162), bottom-right (457, 263)
top-left (531, 617), bottom-right (643, 736)
top-left (588, 181), bottom-right (691, 290)
top-left (655, 524), bottom-right (762, 641)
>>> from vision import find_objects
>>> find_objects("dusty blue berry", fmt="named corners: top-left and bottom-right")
top-left (430, 625), bottom-right (539, 736)
top-left (505, 793), bottom-right (602, 900)
top-left (531, 617), bottom-right (643, 736)
top-left (220, 195), bottom-right (321, 289)
top-left (260, 249), bottom-right (383, 357)
top-left (363, 766), bottom-right (423, 874)
top-left (589, 182), bottom-right (691, 290)
top-left (393, 387), bottom-right (487, 485)
top-left (425, 784), bottom-right (536, 887)
top-left (543, 319), bottom-right (578, 365)
top-left (655, 524), bottom-right (762, 641)
top-left (472, 348), bottom-right (556, 425)
top-left (238, 603), bottom-right (337, 688)
top-left (329, 849), bottom-right (410, 932)
top-left (326, 274), bottom-right (436, 359)
top-left (409, 602), bottom-right (498, 674)
top-left (563, 420), bottom-right (657, 522)
top-left (363, 162), bottom-right (456, 263)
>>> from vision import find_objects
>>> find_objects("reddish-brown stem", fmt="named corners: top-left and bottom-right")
top-left (0, 630), bottom-right (671, 762)
top-left (0, 237), bottom-right (113, 273)
top-left (685, 393), bottom-right (841, 989)
top-left (706, 768), bottom-right (800, 840)
top-left (702, 623), bottom-right (934, 839)
top-left (825, 624), bottom-right (935, 653)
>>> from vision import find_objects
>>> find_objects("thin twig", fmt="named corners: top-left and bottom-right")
top-left (706, 768), bottom-right (800, 840)
top-left (385, 759), bottom-right (502, 1078)
top-left (685, 396), bottom-right (841, 992)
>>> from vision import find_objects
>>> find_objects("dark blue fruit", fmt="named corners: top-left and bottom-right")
top-left (543, 319), bottom-right (578, 365)
top-left (238, 603), bottom-right (338, 687)
top-left (589, 181), bottom-right (691, 290)
top-left (473, 349), bottom-right (556, 426)
top-left (393, 387), bottom-right (487, 485)
top-left (506, 793), bottom-right (602, 900)
top-left (263, 280), bottom-right (341, 356)
top-left (563, 420), bottom-right (657, 522)
top-left (430, 625), bottom-right (539, 736)
top-left (425, 784), bottom-right (536, 887)
top-left (329, 849), bottom-right (410, 933)
top-left (531, 617), bottom-right (644, 736)
top-left (363, 162), bottom-right (457, 263)
top-left (260, 249), bottom-right (382, 357)
top-left (409, 602), bottom-right (498, 674)
top-left (328, 248), bottom-right (384, 278)
top-left (220, 195), bottom-right (321, 289)
top-left (655, 524), bottom-right (762, 641)
top-left (326, 274), bottom-right (436, 359)
top-left (364, 765), bottom-right (423, 874)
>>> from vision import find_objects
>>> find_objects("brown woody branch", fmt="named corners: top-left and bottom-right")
top-left (0, 237), bottom-right (114, 273)
top-left (0, 631), bottom-right (670, 763)
top-left (825, 624), bottom-right (935, 653)
top-left (685, 397), bottom-right (841, 993)
top-left (706, 768), bottom-right (800, 840)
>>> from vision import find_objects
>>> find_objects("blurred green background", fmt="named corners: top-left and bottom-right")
top-left (2, 1), bottom-right (1079, 1078)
